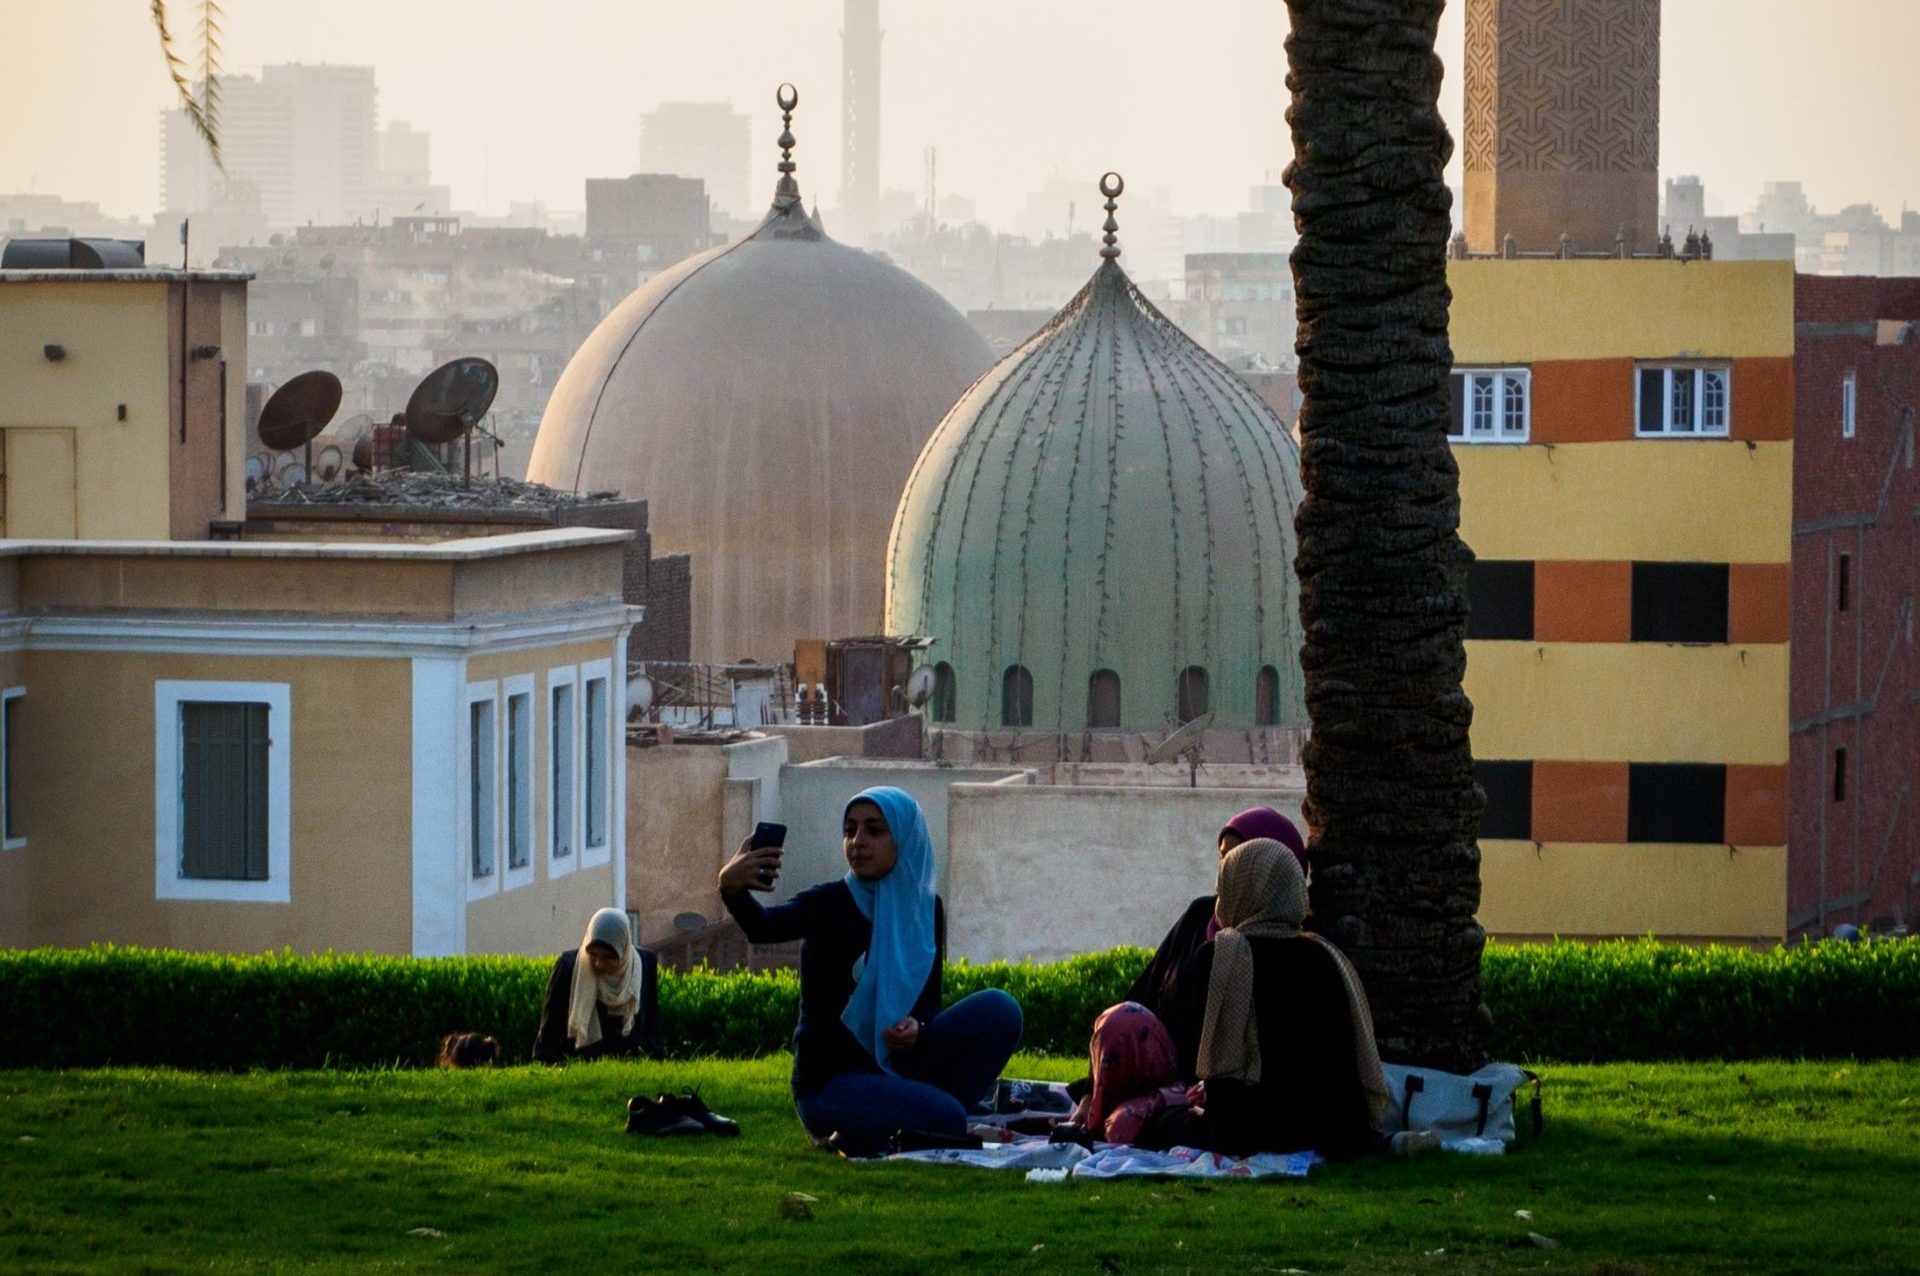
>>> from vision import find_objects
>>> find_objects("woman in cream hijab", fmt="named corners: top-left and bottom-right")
top-left (532, 907), bottom-right (663, 1063)
top-left (1158, 838), bottom-right (1388, 1158)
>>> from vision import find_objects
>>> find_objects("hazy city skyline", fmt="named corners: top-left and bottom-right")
top-left (6, 0), bottom-right (1919, 232)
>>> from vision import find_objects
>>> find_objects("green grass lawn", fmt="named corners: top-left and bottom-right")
top-left (2, 1057), bottom-right (1915, 1276)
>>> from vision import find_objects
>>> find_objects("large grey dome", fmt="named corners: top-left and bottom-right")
top-left (886, 184), bottom-right (1305, 736)
top-left (527, 106), bottom-right (992, 663)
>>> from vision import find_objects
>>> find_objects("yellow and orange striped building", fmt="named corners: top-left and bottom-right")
top-left (1449, 259), bottom-right (1794, 943)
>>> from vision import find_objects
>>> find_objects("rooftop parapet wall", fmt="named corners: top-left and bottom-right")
top-left (0, 529), bottom-right (629, 622)
top-left (1448, 259), bottom-right (1795, 364)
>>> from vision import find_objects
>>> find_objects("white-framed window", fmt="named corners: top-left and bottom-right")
top-left (1448, 368), bottom-right (1530, 443)
top-left (1637, 364), bottom-right (1732, 437)
top-left (581, 659), bottom-right (612, 867)
top-left (503, 674), bottom-right (534, 891)
top-left (1843, 371), bottom-right (1858, 439)
top-left (548, 667), bottom-right (579, 877)
top-left (463, 682), bottom-right (500, 898)
top-left (2, 686), bottom-right (23, 851)
top-left (153, 681), bottom-right (291, 903)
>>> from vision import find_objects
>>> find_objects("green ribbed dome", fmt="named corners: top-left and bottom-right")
top-left (885, 254), bottom-right (1305, 735)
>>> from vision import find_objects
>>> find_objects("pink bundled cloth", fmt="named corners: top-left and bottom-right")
top-left (1072, 1002), bottom-right (1192, 1144)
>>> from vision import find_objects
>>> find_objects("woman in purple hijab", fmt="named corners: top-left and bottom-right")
top-left (1120, 807), bottom-right (1307, 1018)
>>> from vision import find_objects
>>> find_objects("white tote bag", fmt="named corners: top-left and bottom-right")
top-left (1379, 1061), bottom-right (1541, 1145)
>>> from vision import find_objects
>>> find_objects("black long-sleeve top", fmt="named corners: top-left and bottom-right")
top-left (723, 881), bottom-right (946, 1097)
top-left (531, 947), bottom-right (664, 1064)
top-left (1124, 894), bottom-right (1216, 1017)
top-left (1160, 935), bottom-right (1376, 1160)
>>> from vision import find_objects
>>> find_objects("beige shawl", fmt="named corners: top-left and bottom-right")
top-left (567, 907), bottom-right (643, 1049)
top-left (1196, 839), bottom-right (1389, 1127)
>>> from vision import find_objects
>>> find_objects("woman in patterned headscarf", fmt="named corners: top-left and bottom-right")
top-left (1122, 807), bottom-right (1308, 1019)
top-left (1158, 838), bottom-right (1388, 1158)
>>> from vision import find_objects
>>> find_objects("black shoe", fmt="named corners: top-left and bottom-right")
top-left (661, 1090), bottom-right (741, 1138)
top-left (889, 1127), bottom-right (984, 1154)
top-left (625, 1095), bottom-right (704, 1137)
top-left (1048, 1122), bottom-right (1095, 1150)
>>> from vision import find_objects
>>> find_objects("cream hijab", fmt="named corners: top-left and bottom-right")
top-left (1196, 839), bottom-right (1389, 1126)
top-left (567, 907), bottom-right (643, 1049)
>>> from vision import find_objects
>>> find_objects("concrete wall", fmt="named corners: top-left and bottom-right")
top-left (943, 782), bottom-right (1306, 963)
top-left (778, 759), bottom-right (1035, 902)
top-left (762, 716), bottom-right (923, 764)
top-left (622, 735), bottom-right (785, 944)
top-left (13, 534), bottom-right (626, 622)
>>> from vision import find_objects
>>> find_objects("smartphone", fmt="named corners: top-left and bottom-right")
top-left (750, 821), bottom-right (788, 850)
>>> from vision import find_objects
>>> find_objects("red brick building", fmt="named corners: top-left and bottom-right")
top-left (1791, 275), bottom-right (1920, 936)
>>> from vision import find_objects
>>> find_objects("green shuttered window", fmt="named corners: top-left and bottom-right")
top-left (180, 701), bottom-right (271, 882)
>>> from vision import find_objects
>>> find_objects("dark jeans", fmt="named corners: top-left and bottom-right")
top-left (795, 989), bottom-right (1023, 1144)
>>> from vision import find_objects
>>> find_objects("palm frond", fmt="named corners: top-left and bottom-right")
top-left (151, 0), bottom-right (224, 172)
top-left (196, 2), bottom-right (224, 152)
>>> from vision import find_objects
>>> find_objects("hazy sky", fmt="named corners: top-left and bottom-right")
top-left (4, 0), bottom-right (1918, 228)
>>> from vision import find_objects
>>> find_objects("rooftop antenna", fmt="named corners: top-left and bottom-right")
top-left (1145, 710), bottom-right (1214, 788)
top-left (256, 370), bottom-right (343, 482)
top-left (405, 357), bottom-right (499, 487)
top-left (774, 83), bottom-right (802, 211)
top-left (1099, 172), bottom-right (1124, 261)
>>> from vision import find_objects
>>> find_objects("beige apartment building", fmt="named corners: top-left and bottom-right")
top-left (0, 532), bottom-right (635, 956)
top-left (0, 257), bottom-right (637, 956)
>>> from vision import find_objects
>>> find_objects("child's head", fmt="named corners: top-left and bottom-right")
top-left (438, 1032), bottom-right (501, 1069)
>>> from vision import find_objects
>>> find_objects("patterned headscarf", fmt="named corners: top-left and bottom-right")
top-left (839, 786), bottom-right (938, 1073)
top-left (1081, 1001), bottom-right (1182, 1140)
top-left (1197, 840), bottom-right (1388, 1127)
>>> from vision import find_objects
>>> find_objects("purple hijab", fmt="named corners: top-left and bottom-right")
top-left (1209, 807), bottom-right (1306, 940)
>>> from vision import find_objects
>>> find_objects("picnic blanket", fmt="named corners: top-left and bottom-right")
top-left (885, 1132), bottom-right (1320, 1182)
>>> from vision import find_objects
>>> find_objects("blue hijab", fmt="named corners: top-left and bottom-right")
top-left (839, 786), bottom-right (938, 1073)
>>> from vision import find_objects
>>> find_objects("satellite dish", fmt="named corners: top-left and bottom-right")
top-left (257, 370), bottom-right (342, 452)
top-left (243, 454), bottom-right (269, 486)
top-left (627, 674), bottom-right (654, 717)
top-left (405, 357), bottom-right (498, 445)
top-left (314, 442), bottom-right (346, 481)
top-left (406, 357), bottom-right (499, 486)
top-left (1145, 711), bottom-right (1215, 766)
top-left (274, 457), bottom-right (309, 484)
top-left (905, 665), bottom-right (937, 709)
top-left (350, 433), bottom-right (374, 472)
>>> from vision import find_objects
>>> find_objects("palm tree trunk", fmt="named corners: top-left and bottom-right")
top-left (1285, 0), bottom-right (1486, 1071)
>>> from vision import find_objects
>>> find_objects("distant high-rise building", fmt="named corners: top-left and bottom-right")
top-left (639, 103), bottom-right (752, 220)
top-left (1665, 175), bottom-right (1706, 232)
top-left (1462, 0), bottom-right (1660, 253)
top-left (378, 121), bottom-right (431, 187)
top-left (584, 174), bottom-right (714, 266)
top-left (841, 0), bottom-right (882, 234)
top-left (162, 64), bottom-right (379, 229)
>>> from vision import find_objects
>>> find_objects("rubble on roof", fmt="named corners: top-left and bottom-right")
top-left (248, 472), bottom-right (625, 510)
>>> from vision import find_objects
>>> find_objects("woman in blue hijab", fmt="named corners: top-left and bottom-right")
top-left (720, 786), bottom-right (1023, 1151)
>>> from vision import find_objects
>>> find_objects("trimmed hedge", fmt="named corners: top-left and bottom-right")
top-left (0, 939), bottom-right (1914, 1070)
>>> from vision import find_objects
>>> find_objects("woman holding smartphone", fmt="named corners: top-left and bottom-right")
top-left (719, 786), bottom-right (1023, 1152)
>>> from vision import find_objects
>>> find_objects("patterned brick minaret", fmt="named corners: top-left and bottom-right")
top-left (1462, 0), bottom-right (1660, 254)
